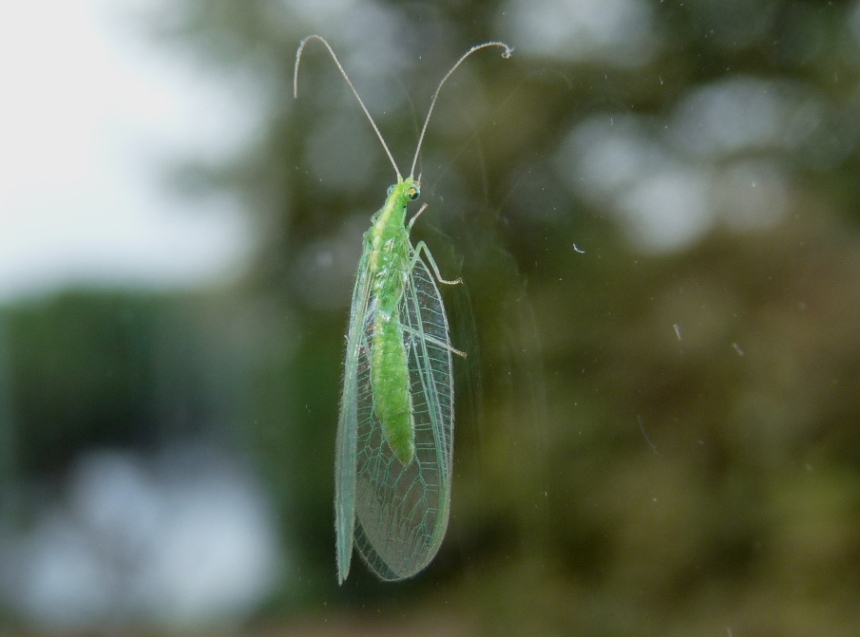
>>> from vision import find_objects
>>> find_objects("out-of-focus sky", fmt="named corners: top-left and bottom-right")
top-left (0, 0), bottom-right (817, 306)
top-left (4, 0), bottom-right (860, 629)
top-left (0, 3), bottom-right (281, 626)
top-left (0, 0), bottom-right (256, 302)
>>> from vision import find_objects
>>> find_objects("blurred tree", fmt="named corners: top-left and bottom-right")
top-left (52, 0), bottom-right (858, 633)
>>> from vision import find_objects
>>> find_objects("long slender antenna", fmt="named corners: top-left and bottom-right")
top-left (294, 35), bottom-right (403, 181)
top-left (409, 42), bottom-right (513, 179)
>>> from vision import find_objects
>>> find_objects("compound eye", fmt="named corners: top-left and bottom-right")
top-left (387, 185), bottom-right (395, 196)
top-left (407, 185), bottom-right (420, 201)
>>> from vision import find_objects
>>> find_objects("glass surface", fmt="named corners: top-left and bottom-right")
top-left (1, 0), bottom-right (859, 635)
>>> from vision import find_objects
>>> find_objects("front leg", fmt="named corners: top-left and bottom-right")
top-left (411, 241), bottom-right (462, 286)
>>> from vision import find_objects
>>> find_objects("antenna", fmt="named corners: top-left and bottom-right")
top-left (409, 41), bottom-right (513, 178)
top-left (294, 36), bottom-right (513, 184)
top-left (294, 35), bottom-right (402, 181)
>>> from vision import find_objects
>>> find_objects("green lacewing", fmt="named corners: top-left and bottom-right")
top-left (294, 35), bottom-right (512, 583)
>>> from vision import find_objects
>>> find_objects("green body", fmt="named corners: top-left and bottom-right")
top-left (293, 35), bottom-right (510, 585)
top-left (366, 179), bottom-right (420, 465)
top-left (335, 177), bottom-right (455, 583)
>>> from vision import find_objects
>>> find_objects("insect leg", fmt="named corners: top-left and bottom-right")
top-left (407, 204), bottom-right (429, 232)
top-left (412, 241), bottom-right (462, 286)
top-left (402, 325), bottom-right (467, 358)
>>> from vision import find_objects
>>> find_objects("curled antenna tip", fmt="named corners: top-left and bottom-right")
top-left (474, 41), bottom-right (514, 58)
top-left (408, 40), bottom-right (514, 178)
top-left (479, 42), bottom-right (514, 59)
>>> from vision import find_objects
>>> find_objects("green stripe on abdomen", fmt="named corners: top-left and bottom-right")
top-left (371, 316), bottom-right (415, 465)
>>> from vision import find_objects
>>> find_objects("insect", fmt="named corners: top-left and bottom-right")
top-left (294, 35), bottom-right (512, 583)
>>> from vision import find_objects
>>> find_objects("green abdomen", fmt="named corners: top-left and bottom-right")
top-left (371, 315), bottom-right (415, 465)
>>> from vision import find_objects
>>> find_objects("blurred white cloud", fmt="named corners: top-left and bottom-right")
top-left (0, 0), bottom-right (259, 301)
top-left (669, 77), bottom-right (822, 158)
top-left (0, 446), bottom-right (282, 627)
top-left (496, 0), bottom-right (658, 66)
top-left (615, 165), bottom-right (714, 252)
top-left (557, 115), bottom-right (671, 207)
top-left (557, 110), bottom-right (789, 253)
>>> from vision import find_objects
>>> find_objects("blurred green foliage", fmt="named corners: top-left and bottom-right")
top-left (2, 292), bottom-right (252, 477)
top-left (4, 0), bottom-right (860, 634)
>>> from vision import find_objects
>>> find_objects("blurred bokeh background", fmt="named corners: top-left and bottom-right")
top-left (1, 0), bottom-right (859, 635)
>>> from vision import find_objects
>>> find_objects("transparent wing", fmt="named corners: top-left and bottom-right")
top-left (335, 249), bottom-right (375, 584)
top-left (353, 249), bottom-right (455, 580)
